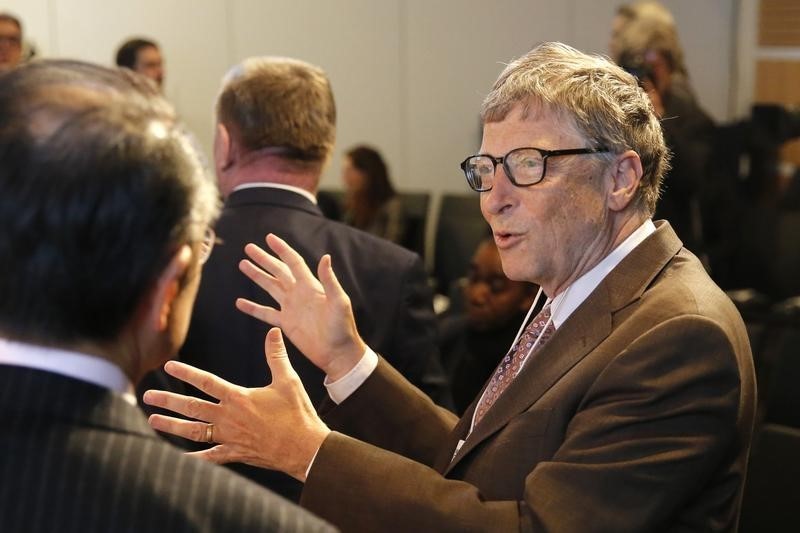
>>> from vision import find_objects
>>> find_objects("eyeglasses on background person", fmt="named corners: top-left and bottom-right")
top-left (197, 227), bottom-right (219, 265)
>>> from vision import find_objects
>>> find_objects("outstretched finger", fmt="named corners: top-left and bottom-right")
top-left (189, 444), bottom-right (238, 465)
top-left (264, 327), bottom-right (297, 383)
top-left (265, 234), bottom-right (320, 287)
top-left (239, 258), bottom-right (285, 302)
top-left (235, 298), bottom-right (281, 326)
top-left (243, 243), bottom-right (293, 284)
top-left (142, 389), bottom-right (217, 422)
top-left (162, 360), bottom-right (236, 401)
top-left (148, 414), bottom-right (214, 443)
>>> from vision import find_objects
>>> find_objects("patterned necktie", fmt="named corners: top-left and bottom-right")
top-left (473, 304), bottom-right (556, 426)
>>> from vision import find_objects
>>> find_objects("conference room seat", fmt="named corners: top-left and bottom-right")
top-left (739, 423), bottom-right (800, 532)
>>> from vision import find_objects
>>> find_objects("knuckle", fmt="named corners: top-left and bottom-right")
top-left (186, 397), bottom-right (202, 419)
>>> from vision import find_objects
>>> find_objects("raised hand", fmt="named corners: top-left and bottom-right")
top-left (144, 328), bottom-right (330, 481)
top-left (236, 233), bottom-right (367, 381)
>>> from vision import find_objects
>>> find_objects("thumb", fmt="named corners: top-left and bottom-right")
top-left (264, 327), bottom-right (295, 382)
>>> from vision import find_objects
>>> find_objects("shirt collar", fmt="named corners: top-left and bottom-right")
top-left (231, 182), bottom-right (318, 205)
top-left (548, 219), bottom-right (656, 328)
top-left (0, 337), bottom-right (137, 405)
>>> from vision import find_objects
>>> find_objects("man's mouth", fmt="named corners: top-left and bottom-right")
top-left (494, 231), bottom-right (523, 250)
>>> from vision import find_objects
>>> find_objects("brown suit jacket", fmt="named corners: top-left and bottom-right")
top-left (301, 222), bottom-right (756, 532)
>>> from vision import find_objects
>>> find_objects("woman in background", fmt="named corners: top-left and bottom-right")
top-left (341, 145), bottom-right (405, 244)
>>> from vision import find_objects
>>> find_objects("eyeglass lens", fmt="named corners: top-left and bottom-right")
top-left (465, 148), bottom-right (545, 191)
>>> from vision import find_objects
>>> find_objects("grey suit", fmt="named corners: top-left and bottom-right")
top-left (0, 364), bottom-right (334, 533)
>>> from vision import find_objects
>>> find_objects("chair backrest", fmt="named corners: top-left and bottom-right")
top-left (316, 189), bottom-right (345, 221)
top-left (433, 193), bottom-right (489, 294)
top-left (739, 423), bottom-right (800, 532)
top-left (761, 316), bottom-right (800, 429)
top-left (398, 192), bottom-right (430, 260)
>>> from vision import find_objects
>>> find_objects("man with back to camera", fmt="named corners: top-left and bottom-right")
top-left (156, 56), bottom-right (440, 502)
top-left (115, 37), bottom-right (165, 88)
top-left (146, 42), bottom-right (756, 531)
top-left (0, 59), bottom-right (333, 533)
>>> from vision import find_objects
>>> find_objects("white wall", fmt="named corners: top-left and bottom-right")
top-left (7, 0), bottom-right (738, 197)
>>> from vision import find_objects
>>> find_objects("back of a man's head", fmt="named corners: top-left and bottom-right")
top-left (216, 57), bottom-right (336, 166)
top-left (0, 60), bottom-right (218, 346)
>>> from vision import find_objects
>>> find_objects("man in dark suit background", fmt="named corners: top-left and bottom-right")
top-left (171, 56), bottom-right (439, 501)
top-left (0, 60), bottom-right (332, 533)
top-left (147, 42), bottom-right (757, 532)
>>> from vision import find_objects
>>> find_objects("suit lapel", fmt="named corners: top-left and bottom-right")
top-left (445, 293), bottom-right (612, 472)
top-left (445, 221), bottom-right (683, 473)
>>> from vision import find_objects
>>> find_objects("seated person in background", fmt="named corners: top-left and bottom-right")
top-left (342, 144), bottom-right (406, 244)
top-left (440, 237), bottom-right (537, 414)
top-left (115, 36), bottom-right (165, 88)
top-left (0, 59), bottom-right (331, 533)
top-left (145, 42), bottom-right (756, 532)
top-left (0, 12), bottom-right (23, 72)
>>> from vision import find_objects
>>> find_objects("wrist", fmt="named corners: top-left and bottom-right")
top-left (324, 337), bottom-right (367, 382)
top-left (294, 426), bottom-right (331, 482)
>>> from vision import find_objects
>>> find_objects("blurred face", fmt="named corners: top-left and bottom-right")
top-left (134, 45), bottom-right (164, 87)
top-left (341, 156), bottom-right (365, 192)
top-left (479, 103), bottom-right (613, 297)
top-left (0, 20), bottom-right (22, 72)
top-left (464, 241), bottom-right (533, 331)
top-left (609, 14), bottom-right (630, 61)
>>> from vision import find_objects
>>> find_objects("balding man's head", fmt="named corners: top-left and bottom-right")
top-left (0, 60), bottom-right (218, 347)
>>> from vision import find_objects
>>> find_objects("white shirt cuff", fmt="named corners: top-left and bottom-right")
top-left (323, 347), bottom-right (379, 404)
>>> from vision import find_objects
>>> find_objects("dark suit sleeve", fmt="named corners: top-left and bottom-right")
top-left (301, 316), bottom-right (747, 532)
top-left (385, 255), bottom-right (443, 392)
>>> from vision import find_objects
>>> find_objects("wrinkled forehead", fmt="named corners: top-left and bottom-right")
top-left (486, 97), bottom-right (579, 128)
top-left (481, 98), bottom-right (586, 145)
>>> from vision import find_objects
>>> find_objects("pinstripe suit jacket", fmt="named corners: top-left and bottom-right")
top-left (0, 364), bottom-right (335, 533)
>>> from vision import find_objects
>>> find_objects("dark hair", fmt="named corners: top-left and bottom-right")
top-left (0, 60), bottom-right (218, 345)
top-left (345, 145), bottom-right (396, 229)
top-left (115, 38), bottom-right (158, 69)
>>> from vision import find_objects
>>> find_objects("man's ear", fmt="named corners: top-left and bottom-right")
top-left (214, 123), bottom-right (233, 173)
top-left (147, 245), bottom-right (193, 333)
top-left (607, 150), bottom-right (643, 212)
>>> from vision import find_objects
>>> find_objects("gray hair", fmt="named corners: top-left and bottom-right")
top-left (481, 41), bottom-right (669, 215)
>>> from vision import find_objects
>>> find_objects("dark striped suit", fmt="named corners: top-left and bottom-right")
top-left (0, 364), bottom-right (335, 533)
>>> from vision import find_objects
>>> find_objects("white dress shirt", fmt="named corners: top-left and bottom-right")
top-left (0, 337), bottom-right (137, 405)
top-left (232, 182), bottom-right (318, 205)
top-left (325, 219), bottom-right (657, 404)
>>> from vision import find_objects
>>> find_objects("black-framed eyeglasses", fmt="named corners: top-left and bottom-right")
top-left (460, 146), bottom-right (609, 192)
top-left (198, 227), bottom-right (219, 265)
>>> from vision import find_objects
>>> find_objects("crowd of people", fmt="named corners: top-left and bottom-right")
top-left (0, 1), bottom-right (765, 532)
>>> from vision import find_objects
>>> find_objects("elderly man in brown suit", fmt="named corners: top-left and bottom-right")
top-left (146, 42), bottom-right (756, 532)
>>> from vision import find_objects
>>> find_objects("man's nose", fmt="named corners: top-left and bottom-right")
top-left (481, 165), bottom-right (514, 215)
